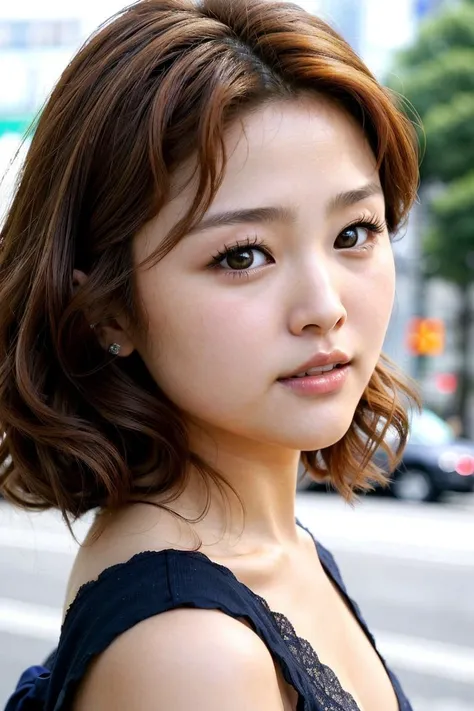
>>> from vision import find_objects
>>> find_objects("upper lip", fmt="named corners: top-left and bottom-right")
top-left (279, 349), bottom-right (351, 379)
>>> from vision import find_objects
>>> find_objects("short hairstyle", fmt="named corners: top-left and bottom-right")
top-left (0, 0), bottom-right (419, 537)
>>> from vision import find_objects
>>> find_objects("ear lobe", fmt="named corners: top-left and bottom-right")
top-left (72, 269), bottom-right (136, 357)
top-left (95, 319), bottom-right (136, 358)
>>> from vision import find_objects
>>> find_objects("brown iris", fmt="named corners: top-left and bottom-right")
top-left (336, 226), bottom-right (362, 249)
top-left (226, 249), bottom-right (254, 270)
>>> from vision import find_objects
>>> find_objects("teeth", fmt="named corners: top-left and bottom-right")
top-left (294, 364), bottom-right (337, 378)
top-left (307, 364), bottom-right (337, 375)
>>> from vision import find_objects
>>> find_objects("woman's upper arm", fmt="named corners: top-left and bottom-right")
top-left (72, 607), bottom-right (286, 711)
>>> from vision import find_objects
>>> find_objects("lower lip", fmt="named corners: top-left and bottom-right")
top-left (278, 364), bottom-right (351, 395)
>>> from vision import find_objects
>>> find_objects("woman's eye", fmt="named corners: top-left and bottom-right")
top-left (218, 247), bottom-right (268, 271)
top-left (335, 225), bottom-right (371, 250)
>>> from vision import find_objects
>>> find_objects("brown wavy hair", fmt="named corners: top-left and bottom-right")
top-left (0, 0), bottom-right (420, 538)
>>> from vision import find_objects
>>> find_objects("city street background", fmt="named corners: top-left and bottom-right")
top-left (1, 492), bottom-right (473, 711)
top-left (1, 0), bottom-right (474, 709)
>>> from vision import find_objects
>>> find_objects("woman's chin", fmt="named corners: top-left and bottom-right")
top-left (280, 418), bottom-right (354, 453)
top-left (268, 431), bottom-right (347, 455)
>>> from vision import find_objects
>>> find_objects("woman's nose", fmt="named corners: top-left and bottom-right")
top-left (287, 263), bottom-right (347, 336)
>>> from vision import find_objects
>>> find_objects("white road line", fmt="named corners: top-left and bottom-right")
top-left (318, 537), bottom-right (474, 568)
top-left (2, 514), bottom-right (474, 567)
top-left (0, 598), bottom-right (61, 642)
top-left (2, 498), bottom-right (474, 565)
top-left (0, 597), bottom-right (473, 686)
top-left (3, 524), bottom-right (471, 567)
top-left (411, 701), bottom-right (474, 711)
top-left (294, 500), bottom-right (474, 567)
top-left (0, 526), bottom-right (83, 554)
top-left (377, 631), bottom-right (474, 685)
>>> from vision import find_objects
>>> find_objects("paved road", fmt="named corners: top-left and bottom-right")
top-left (296, 492), bottom-right (474, 710)
top-left (0, 492), bottom-right (473, 710)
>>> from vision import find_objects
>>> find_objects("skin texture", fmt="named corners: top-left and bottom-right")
top-left (73, 609), bottom-right (288, 711)
top-left (78, 94), bottom-right (395, 548)
top-left (135, 97), bottom-right (394, 443)
top-left (71, 95), bottom-right (400, 711)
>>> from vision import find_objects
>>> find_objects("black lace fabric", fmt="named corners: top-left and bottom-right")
top-left (256, 595), bottom-right (361, 711)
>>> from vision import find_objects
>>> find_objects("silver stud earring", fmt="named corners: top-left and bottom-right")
top-left (108, 343), bottom-right (121, 356)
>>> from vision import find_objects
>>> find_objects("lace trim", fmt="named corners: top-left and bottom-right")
top-left (62, 547), bottom-right (363, 710)
top-left (255, 594), bottom-right (361, 711)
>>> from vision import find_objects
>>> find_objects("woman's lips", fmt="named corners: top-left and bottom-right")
top-left (278, 363), bottom-right (351, 395)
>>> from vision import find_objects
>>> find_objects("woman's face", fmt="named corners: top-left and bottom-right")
top-left (131, 96), bottom-right (395, 454)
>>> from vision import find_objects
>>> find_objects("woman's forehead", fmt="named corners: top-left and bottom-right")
top-left (136, 97), bottom-right (380, 253)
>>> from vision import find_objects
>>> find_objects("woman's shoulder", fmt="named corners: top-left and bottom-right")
top-left (60, 507), bottom-right (303, 711)
top-left (47, 520), bottom-right (280, 711)
top-left (72, 606), bottom-right (285, 711)
top-left (64, 510), bottom-right (337, 622)
top-left (62, 503), bottom-right (285, 642)
top-left (63, 504), bottom-right (203, 619)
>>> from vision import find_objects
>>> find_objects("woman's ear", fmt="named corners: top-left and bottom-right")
top-left (73, 269), bottom-right (136, 357)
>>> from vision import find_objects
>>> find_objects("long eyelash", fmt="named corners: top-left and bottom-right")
top-left (208, 235), bottom-right (272, 269)
top-left (345, 212), bottom-right (387, 236)
top-left (207, 213), bottom-right (386, 275)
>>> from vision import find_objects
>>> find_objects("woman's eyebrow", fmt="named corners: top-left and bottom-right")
top-left (327, 182), bottom-right (383, 214)
top-left (186, 206), bottom-right (296, 236)
top-left (186, 182), bottom-right (383, 236)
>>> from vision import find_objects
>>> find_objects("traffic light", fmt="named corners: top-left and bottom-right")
top-left (406, 317), bottom-right (445, 356)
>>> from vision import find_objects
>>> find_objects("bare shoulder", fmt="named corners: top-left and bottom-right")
top-left (72, 607), bottom-right (286, 711)
top-left (63, 505), bottom-right (196, 618)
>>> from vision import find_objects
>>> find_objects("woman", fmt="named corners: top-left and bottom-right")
top-left (1, 1), bottom-right (419, 709)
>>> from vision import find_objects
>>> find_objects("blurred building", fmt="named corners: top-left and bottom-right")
top-left (1, 0), bottom-right (464, 421)
top-left (0, 5), bottom-right (83, 123)
top-left (414, 0), bottom-right (448, 20)
top-left (0, 0), bottom-right (444, 181)
top-left (0, 2), bottom-right (82, 219)
top-left (313, 0), bottom-right (461, 406)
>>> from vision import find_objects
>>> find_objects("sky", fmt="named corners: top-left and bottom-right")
top-left (0, 0), bottom-right (417, 220)
top-left (0, 0), bottom-right (417, 119)
top-left (0, 0), bottom-right (415, 44)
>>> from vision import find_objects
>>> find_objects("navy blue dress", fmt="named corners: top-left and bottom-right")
top-left (4, 520), bottom-right (413, 711)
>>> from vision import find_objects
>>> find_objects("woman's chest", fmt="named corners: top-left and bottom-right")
top-left (66, 519), bottom-right (401, 711)
top-left (255, 567), bottom-right (400, 711)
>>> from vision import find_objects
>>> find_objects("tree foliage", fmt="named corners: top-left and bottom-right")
top-left (398, 4), bottom-right (474, 68)
top-left (426, 173), bottom-right (474, 286)
top-left (390, 1), bottom-right (474, 287)
top-left (422, 93), bottom-right (474, 183)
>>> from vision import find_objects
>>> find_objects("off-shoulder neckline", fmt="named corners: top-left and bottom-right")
top-left (61, 530), bottom-right (367, 710)
top-left (63, 527), bottom-right (324, 629)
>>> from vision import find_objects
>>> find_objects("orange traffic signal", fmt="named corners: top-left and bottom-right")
top-left (406, 317), bottom-right (445, 356)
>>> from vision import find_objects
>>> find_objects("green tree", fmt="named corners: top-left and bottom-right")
top-left (391, 0), bottom-right (474, 431)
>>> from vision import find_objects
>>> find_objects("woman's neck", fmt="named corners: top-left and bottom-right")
top-left (176, 424), bottom-right (302, 551)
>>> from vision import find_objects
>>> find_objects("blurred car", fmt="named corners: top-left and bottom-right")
top-left (382, 408), bottom-right (474, 502)
top-left (298, 408), bottom-right (474, 503)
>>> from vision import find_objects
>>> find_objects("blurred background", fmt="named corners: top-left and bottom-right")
top-left (0, 1), bottom-right (473, 710)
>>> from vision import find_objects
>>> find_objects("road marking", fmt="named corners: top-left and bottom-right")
top-left (4, 524), bottom-right (470, 568)
top-left (295, 499), bottom-right (474, 567)
top-left (0, 526), bottom-right (83, 554)
top-left (411, 701), bottom-right (474, 711)
top-left (0, 598), bottom-right (61, 642)
top-left (377, 631), bottom-right (474, 685)
top-left (2, 498), bottom-right (474, 567)
top-left (0, 597), bottom-right (473, 686)
top-left (321, 537), bottom-right (474, 568)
